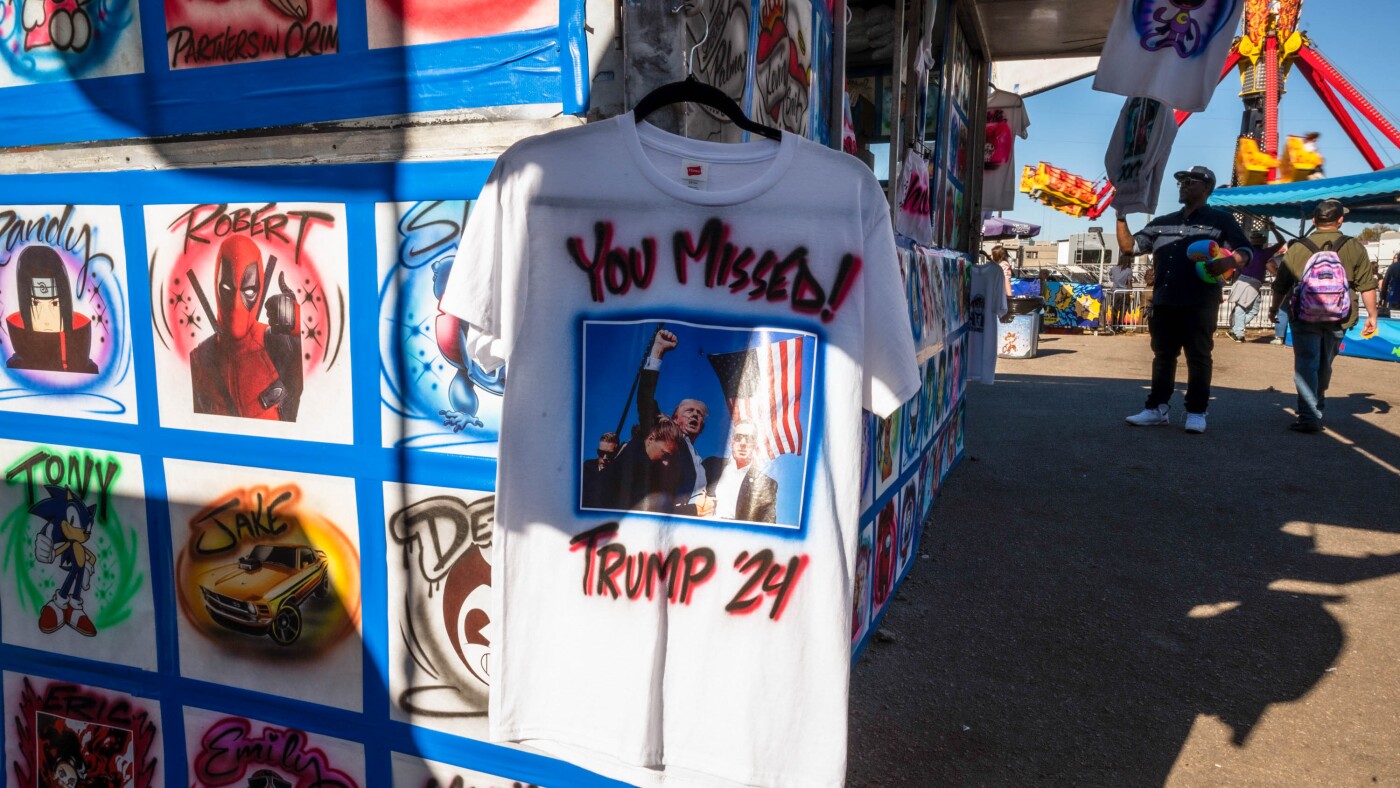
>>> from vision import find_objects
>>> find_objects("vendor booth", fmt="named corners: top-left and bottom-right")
top-left (0, 1), bottom-right (996, 786)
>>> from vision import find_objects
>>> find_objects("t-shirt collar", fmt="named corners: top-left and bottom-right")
top-left (619, 113), bottom-right (798, 206)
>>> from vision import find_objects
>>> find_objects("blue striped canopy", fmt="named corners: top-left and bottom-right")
top-left (1209, 167), bottom-right (1400, 225)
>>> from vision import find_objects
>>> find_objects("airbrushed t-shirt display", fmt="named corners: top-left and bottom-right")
top-left (982, 88), bottom-right (1030, 212)
top-left (1092, 0), bottom-right (1245, 113)
top-left (439, 115), bottom-right (920, 788)
top-left (1105, 96), bottom-right (1179, 215)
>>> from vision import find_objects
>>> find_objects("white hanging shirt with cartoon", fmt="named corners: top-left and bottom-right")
top-left (439, 115), bottom-right (920, 788)
top-left (1092, 0), bottom-right (1245, 112)
top-left (982, 88), bottom-right (1030, 212)
top-left (1105, 96), bottom-right (1180, 215)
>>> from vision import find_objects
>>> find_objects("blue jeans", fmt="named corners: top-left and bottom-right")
top-left (1292, 322), bottom-right (1344, 424)
top-left (1231, 300), bottom-right (1261, 338)
top-left (1274, 311), bottom-right (1289, 340)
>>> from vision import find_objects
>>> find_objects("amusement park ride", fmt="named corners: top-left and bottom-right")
top-left (1019, 0), bottom-right (1400, 219)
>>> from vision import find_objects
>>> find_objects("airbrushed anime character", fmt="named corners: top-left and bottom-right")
top-left (188, 236), bottom-right (304, 421)
top-left (4, 245), bottom-right (99, 374)
top-left (31, 484), bottom-right (99, 637)
top-left (431, 253), bottom-right (505, 431)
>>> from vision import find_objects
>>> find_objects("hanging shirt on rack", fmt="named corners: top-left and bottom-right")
top-left (982, 88), bottom-right (1030, 212)
top-left (1092, 0), bottom-right (1245, 113)
top-left (895, 148), bottom-right (934, 244)
top-left (1105, 96), bottom-right (1179, 215)
top-left (439, 114), bottom-right (920, 788)
top-left (967, 262), bottom-right (1009, 384)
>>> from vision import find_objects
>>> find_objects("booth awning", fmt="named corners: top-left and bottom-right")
top-left (973, 0), bottom-right (1118, 59)
top-left (1208, 168), bottom-right (1400, 224)
top-left (982, 217), bottom-right (1042, 239)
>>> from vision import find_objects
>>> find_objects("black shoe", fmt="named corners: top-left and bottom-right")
top-left (1289, 420), bottom-right (1325, 433)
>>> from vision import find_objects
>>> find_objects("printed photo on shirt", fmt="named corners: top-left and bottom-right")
top-left (184, 705), bottom-right (365, 788)
top-left (0, 205), bottom-right (138, 423)
top-left (377, 200), bottom-right (504, 457)
top-left (384, 482), bottom-right (494, 740)
top-left (391, 752), bottom-right (541, 788)
top-left (851, 518), bottom-right (873, 646)
top-left (166, 459), bottom-right (363, 710)
top-left (4, 670), bottom-right (161, 788)
top-left (897, 476), bottom-right (920, 580)
top-left (580, 320), bottom-right (817, 530)
top-left (0, 439), bottom-right (157, 671)
top-left (872, 498), bottom-right (897, 614)
top-left (146, 202), bottom-right (353, 443)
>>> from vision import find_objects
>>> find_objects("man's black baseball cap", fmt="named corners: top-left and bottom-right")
top-left (1173, 166), bottom-right (1217, 188)
top-left (1313, 198), bottom-right (1349, 222)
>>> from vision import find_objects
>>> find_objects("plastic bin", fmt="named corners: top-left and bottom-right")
top-left (998, 297), bottom-right (1043, 359)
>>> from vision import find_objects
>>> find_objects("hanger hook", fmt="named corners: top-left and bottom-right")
top-left (673, 1), bottom-right (710, 78)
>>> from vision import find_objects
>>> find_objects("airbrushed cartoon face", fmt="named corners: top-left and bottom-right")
top-left (215, 236), bottom-right (266, 341)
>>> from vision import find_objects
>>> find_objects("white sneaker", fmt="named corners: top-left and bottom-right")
top-left (1125, 405), bottom-right (1170, 426)
top-left (1184, 412), bottom-right (1208, 434)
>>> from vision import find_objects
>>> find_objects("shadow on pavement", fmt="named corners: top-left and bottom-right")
top-left (848, 370), bottom-right (1400, 786)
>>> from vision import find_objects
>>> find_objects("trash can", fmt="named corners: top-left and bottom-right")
top-left (998, 296), bottom-right (1043, 359)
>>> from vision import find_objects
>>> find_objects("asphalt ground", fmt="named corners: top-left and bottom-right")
top-left (848, 330), bottom-right (1400, 787)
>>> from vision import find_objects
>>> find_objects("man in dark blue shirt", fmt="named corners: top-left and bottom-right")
top-left (1115, 166), bottom-right (1252, 434)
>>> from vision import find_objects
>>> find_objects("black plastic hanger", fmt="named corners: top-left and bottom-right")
top-left (633, 3), bottom-right (783, 142)
top-left (634, 77), bottom-right (783, 142)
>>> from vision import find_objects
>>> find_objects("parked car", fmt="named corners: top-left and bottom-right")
top-left (198, 543), bottom-right (330, 645)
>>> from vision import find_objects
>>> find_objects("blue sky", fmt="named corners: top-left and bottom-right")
top-left (1000, 0), bottom-right (1400, 241)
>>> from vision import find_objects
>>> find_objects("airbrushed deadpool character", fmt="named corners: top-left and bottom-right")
top-left (189, 236), bottom-right (303, 421)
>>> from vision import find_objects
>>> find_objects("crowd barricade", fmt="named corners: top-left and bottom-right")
top-left (1102, 286), bottom-right (1282, 332)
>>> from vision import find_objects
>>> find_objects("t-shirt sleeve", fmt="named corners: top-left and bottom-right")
top-left (1131, 224), bottom-right (1155, 255)
top-left (861, 197), bottom-right (921, 418)
top-left (437, 152), bottom-right (531, 373)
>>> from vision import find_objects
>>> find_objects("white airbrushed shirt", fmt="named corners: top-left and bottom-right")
top-left (439, 114), bottom-right (919, 788)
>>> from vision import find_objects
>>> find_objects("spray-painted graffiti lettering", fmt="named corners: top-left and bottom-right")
top-left (195, 717), bottom-right (358, 788)
top-left (10, 677), bottom-right (158, 788)
top-left (190, 484), bottom-right (296, 556)
top-left (168, 203), bottom-right (335, 268)
top-left (4, 447), bottom-right (119, 522)
top-left (0, 205), bottom-right (114, 295)
top-left (567, 219), bottom-right (862, 324)
top-left (569, 523), bottom-right (806, 620)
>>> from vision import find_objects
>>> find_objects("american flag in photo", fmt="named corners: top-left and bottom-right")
top-left (707, 337), bottom-right (806, 460)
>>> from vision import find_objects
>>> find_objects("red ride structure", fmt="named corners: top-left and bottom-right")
top-left (1089, 0), bottom-right (1400, 218)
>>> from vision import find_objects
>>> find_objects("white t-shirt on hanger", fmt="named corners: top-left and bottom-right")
top-left (1105, 96), bottom-right (1180, 215)
top-left (439, 114), bottom-right (920, 788)
top-left (982, 88), bottom-right (1030, 212)
top-left (967, 263), bottom-right (1008, 385)
top-left (1092, 0), bottom-right (1244, 112)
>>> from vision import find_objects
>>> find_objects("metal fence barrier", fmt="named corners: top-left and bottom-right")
top-left (1101, 286), bottom-right (1281, 332)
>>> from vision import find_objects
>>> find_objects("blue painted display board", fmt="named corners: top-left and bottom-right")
top-left (0, 0), bottom-right (588, 145)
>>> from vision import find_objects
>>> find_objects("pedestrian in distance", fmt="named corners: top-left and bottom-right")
top-left (1226, 225), bottom-right (1285, 342)
top-left (1116, 166), bottom-right (1252, 434)
top-left (1270, 199), bottom-right (1378, 433)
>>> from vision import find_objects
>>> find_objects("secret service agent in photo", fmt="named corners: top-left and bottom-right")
top-left (1115, 166), bottom-right (1252, 435)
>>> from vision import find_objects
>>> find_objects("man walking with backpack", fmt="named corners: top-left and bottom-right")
top-left (1270, 199), bottom-right (1379, 433)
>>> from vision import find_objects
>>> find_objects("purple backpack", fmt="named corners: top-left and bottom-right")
top-left (1290, 236), bottom-right (1353, 323)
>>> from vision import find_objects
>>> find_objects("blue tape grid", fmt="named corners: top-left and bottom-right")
top-left (0, 158), bottom-right (630, 787)
top-left (0, 0), bottom-right (588, 146)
